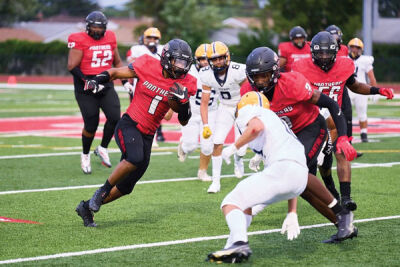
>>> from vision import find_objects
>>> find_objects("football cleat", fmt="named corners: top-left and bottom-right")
top-left (81, 153), bottom-right (91, 174)
top-left (89, 187), bottom-right (108, 212)
top-left (361, 133), bottom-right (368, 143)
top-left (341, 196), bottom-right (357, 211)
top-left (207, 181), bottom-right (221, 193)
top-left (335, 210), bottom-right (357, 241)
top-left (322, 226), bottom-right (358, 244)
top-left (177, 140), bottom-right (187, 162)
top-left (94, 146), bottom-right (111, 168)
top-left (206, 241), bottom-right (252, 263)
top-left (356, 152), bottom-right (364, 158)
top-left (234, 154), bottom-right (244, 179)
top-left (197, 169), bottom-right (212, 182)
top-left (76, 200), bottom-right (96, 227)
top-left (152, 135), bottom-right (159, 148)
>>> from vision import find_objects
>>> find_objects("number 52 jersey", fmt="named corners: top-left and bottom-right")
top-left (199, 62), bottom-right (246, 107)
top-left (67, 31), bottom-right (117, 75)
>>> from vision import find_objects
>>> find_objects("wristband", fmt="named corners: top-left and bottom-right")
top-left (370, 86), bottom-right (380, 94)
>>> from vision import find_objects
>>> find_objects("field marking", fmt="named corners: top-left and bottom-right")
top-left (0, 215), bottom-right (399, 265)
top-left (1, 161), bottom-right (399, 196)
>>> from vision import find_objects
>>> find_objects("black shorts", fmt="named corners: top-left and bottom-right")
top-left (74, 79), bottom-right (120, 133)
top-left (296, 114), bottom-right (328, 174)
top-left (114, 114), bottom-right (154, 195)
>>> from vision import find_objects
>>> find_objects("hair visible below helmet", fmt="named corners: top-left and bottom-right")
top-left (348, 38), bottom-right (364, 59)
top-left (160, 39), bottom-right (193, 79)
top-left (311, 31), bottom-right (338, 72)
top-left (195, 43), bottom-right (211, 69)
top-left (245, 47), bottom-right (280, 94)
top-left (325, 25), bottom-right (343, 46)
top-left (238, 91), bottom-right (270, 111)
top-left (289, 26), bottom-right (307, 48)
top-left (207, 41), bottom-right (230, 72)
top-left (85, 11), bottom-right (108, 40)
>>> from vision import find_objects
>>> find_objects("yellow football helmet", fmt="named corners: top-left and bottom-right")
top-left (144, 27), bottom-right (161, 39)
top-left (348, 38), bottom-right (364, 59)
top-left (207, 41), bottom-right (230, 72)
top-left (195, 43), bottom-right (211, 69)
top-left (237, 91), bottom-right (270, 111)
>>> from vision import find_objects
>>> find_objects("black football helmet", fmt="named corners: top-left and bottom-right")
top-left (245, 47), bottom-right (280, 95)
top-left (311, 31), bottom-right (338, 72)
top-left (161, 39), bottom-right (193, 79)
top-left (289, 26), bottom-right (307, 48)
top-left (325, 25), bottom-right (343, 46)
top-left (86, 11), bottom-right (107, 40)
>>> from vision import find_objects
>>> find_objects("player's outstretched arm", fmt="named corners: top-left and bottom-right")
top-left (347, 76), bottom-right (393, 99)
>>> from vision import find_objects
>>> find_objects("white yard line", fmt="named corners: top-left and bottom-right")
top-left (0, 214), bottom-right (399, 265)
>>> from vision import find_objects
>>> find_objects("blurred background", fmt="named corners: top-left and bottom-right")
top-left (0, 0), bottom-right (399, 82)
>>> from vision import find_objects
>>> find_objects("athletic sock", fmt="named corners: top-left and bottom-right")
top-left (212, 155), bottom-right (222, 183)
top-left (321, 174), bottom-right (340, 200)
top-left (328, 199), bottom-right (343, 214)
top-left (340, 182), bottom-right (351, 199)
top-left (102, 180), bottom-right (113, 193)
top-left (225, 209), bottom-right (248, 244)
top-left (82, 134), bottom-right (94, 154)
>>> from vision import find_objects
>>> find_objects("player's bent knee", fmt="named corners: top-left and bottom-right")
top-left (201, 144), bottom-right (213, 156)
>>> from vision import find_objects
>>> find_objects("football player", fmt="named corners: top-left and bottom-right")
top-left (278, 26), bottom-right (311, 72)
top-left (242, 47), bottom-right (354, 227)
top-left (126, 27), bottom-right (165, 145)
top-left (292, 31), bottom-right (393, 212)
top-left (75, 39), bottom-right (197, 227)
top-left (347, 38), bottom-right (377, 142)
top-left (199, 41), bottom-right (247, 193)
top-left (207, 92), bottom-right (355, 263)
top-left (67, 11), bottom-right (125, 174)
top-left (177, 44), bottom-right (219, 181)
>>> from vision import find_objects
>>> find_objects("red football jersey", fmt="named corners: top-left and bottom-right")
top-left (240, 72), bottom-right (319, 133)
top-left (292, 57), bottom-right (355, 107)
top-left (336, 44), bottom-right (349, 57)
top-left (126, 55), bottom-right (197, 135)
top-left (278, 41), bottom-right (311, 72)
top-left (67, 31), bottom-right (117, 75)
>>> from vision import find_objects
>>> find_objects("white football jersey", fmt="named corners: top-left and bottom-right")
top-left (236, 105), bottom-right (306, 167)
top-left (127, 44), bottom-right (163, 62)
top-left (188, 65), bottom-right (218, 114)
top-left (352, 55), bottom-right (374, 84)
top-left (199, 61), bottom-right (246, 107)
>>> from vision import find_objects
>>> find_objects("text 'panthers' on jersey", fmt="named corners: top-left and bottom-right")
top-left (352, 55), bottom-right (374, 84)
top-left (199, 61), bottom-right (246, 106)
top-left (126, 55), bottom-right (197, 135)
top-left (68, 31), bottom-right (117, 75)
top-left (278, 41), bottom-right (311, 72)
top-left (292, 56), bottom-right (355, 107)
top-left (188, 65), bottom-right (218, 114)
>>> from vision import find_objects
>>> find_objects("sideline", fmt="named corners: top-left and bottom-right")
top-left (0, 215), bottom-right (399, 265)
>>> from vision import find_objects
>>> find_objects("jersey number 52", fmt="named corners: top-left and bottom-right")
top-left (91, 50), bottom-right (112, 68)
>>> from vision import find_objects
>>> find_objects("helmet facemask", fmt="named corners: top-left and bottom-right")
top-left (208, 55), bottom-right (229, 73)
top-left (349, 45), bottom-right (362, 60)
top-left (85, 11), bottom-right (107, 40)
top-left (311, 41), bottom-right (337, 72)
top-left (246, 67), bottom-right (278, 95)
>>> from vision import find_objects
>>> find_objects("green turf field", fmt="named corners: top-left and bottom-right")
top-left (0, 88), bottom-right (399, 266)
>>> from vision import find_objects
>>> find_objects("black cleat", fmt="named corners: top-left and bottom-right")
top-left (89, 187), bottom-right (108, 212)
top-left (322, 226), bottom-right (358, 243)
top-left (76, 200), bottom-right (96, 227)
top-left (361, 133), bottom-right (368, 143)
top-left (356, 152), bottom-right (363, 158)
top-left (342, 196), bottom-right (357, 211)
top-left (336, 210), bottom-right (357, 241)
top-left (206, 241), bottom-right (252, 264)
top-left (156, 134), bottom-right (165, 142)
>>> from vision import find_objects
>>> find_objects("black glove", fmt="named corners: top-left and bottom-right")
top-left (168, 82), bottom-right (189, 105)
top-left (84, 79), bottom-right (104, 93)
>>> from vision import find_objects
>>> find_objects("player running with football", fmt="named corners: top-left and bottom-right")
top-left (292, 31), bottom-right (393, 214)
top-left (278, 26), bottom-right (311, 72)
top-left (75, 39), bottom-right (197, 227)
top-left (207, 92), bottom-right (356, 263)
top-left (200, 41), bottom-right (248, 193)
top-left (67, 11), bottom-right (126, 174)
top-left (177, 43), bottom-right (219, 181)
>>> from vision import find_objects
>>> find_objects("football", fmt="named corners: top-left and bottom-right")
top-left (168, 82), bottom-right (185, 112)
top-left (168, 97), bottom-right (181, 113)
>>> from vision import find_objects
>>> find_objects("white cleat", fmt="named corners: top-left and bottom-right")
top-left (177, 140), bottom-right (187, 162)
top-left (81, 153), bottom-right (91, 174)
top-left (94, 146), bottom-right (112, 168)
top-left (234, 154), bottom-right (244, 179)
top-left (197, 169), bottom-right (212, 181)
top-left (152, 135), bottom-right (159, 148)
top-left (207, 181), bottom-right (221, 193)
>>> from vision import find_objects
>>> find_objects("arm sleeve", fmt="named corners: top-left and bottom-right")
top-left (345, 74), bottom-right (356, 86)
top-left (316, 93), bottom-right (347, 137)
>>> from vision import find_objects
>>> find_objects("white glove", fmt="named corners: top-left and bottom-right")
top-left (280, 212), bottom-right (300, 241)
top-left (249, 153), bottom-right (262, 172)
top-left (123, 82), bottom-right (134, 94)
top-left (221, 144), bottom-right (238, 165)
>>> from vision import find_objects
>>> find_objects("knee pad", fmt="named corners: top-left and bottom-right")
top-left (236, 144), bottom-right (247, 157)
top-left (182, 142), bottom-right (197, 155)
top-left (201, 143), bottom-right (213, 156)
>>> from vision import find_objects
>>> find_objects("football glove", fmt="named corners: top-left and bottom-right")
top-left (123, 81), bottom-right (134, 94)
top-left (168, 82), bottom-right (189, 105)
top-left (84, 79), bottom-right (104, 94)
top-left (336, 136), bottom-right (357, 161)
top-left (221, 144), bottom-right (238, 165)
top-left (379, 87), bottom-right (394, 100)
top-left (281, 212), bottom-right (300, 241)
top-left (202, 125), bottom-right (212, 139)
top-left (249, 153), bottom-right (262, 172)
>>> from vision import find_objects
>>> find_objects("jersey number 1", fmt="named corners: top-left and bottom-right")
top-left (91, 50), bottom-right (112, 68)
top-left (148, 95), bottom-right (163, 115)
